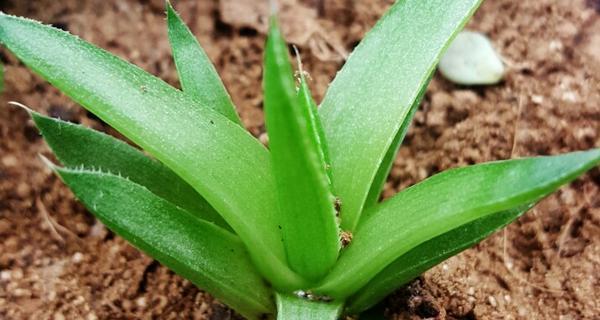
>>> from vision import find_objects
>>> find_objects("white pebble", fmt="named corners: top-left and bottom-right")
top-left (531, 95), bottom-right (544, 104)
top-left (136, 297), bottom-right (147, 308)
top-left (72, 252), bottom-right (84, 264)
top-left (439, 30), bottom-right (505, 85)
top-left (0, 271), bottom-right (11, 281)
top-left (488, 295), bottom-right (497, 307)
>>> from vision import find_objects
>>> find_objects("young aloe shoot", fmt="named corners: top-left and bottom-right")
top-left (1, 1), bottom-right (598, 319)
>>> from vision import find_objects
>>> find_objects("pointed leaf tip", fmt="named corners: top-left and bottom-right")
top-left (7, 101), bottom-right (34, 114)
top-left (166, 1), bottom-right (241, 124)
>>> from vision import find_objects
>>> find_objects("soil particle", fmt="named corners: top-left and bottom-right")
top-left (1, 0), bottom-right (599, 319)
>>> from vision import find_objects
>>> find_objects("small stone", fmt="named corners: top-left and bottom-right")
top-left (136, 297), bottom-right (147, 308)
top-left (531, 95), bottom-right (544, 105)
top-left (0, 271), bottom-right (11, 281)
top-left (1, 155), bottom-right (18, 167)
top-left (86, 313), bottom-right (98, 320)
top-left (72, 252), bottom-right (84, 264)
top-left (488, 295), bottom-right (497, 307)
top-left (439, 31), bottom-right (505, 85)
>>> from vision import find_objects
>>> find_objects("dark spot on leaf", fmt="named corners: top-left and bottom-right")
top-left (210, 120), bottom-right (215, 125)
top-left (340, 230), bottom-right (353, 247)
top-left (334, 197), bottom-right (342, 213)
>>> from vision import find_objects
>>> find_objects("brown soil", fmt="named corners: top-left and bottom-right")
top-left (0, 0), bottom-right (599, 319)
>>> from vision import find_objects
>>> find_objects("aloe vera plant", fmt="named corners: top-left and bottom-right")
top-left (1, 1), bottom-right (598, 319)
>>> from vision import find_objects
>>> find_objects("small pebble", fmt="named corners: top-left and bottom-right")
top-left (86, 313), bottom-right (98, 320)
top-left (136, 297), bottom-right (147, 308)
top-left (439, 30), bottom-right (505, 85)
top-left (0, 271), bottom-right (11, 281)
top-left (488, 295), bottom-right (497, 307)
top-left (72, 252), bottom-right (84, 264)
top-left (531, 95), bottom-right (544, 104)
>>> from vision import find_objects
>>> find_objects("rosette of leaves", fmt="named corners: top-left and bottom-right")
top-left (1, 1), bottom-right (598, 319)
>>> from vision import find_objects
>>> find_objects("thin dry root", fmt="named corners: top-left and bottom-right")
top-left (37, 197), bottom-right (65, 244)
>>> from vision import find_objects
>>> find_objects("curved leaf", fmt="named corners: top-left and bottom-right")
top-left (363, 71), bottom-right (434, 208)
top-left (264, 18), bottom-right (339, 281)
top-left (346, 204), bottom-right (532, 313)
top-left (52, 165), bottom-right (273, 320)
top-left (31, 111), bottom-right (230, 230)
top-left (0, 13), bottom-right (302, 288)
top-left (317, 150), bottom-right (600, 298)
top-left (166, 2), bottom-right (241, 124)
top-left (319, 0), bottom-right (483, 231)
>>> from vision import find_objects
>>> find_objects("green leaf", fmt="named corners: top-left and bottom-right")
top-left (166, 2), bottom-right (241, 125)
top-left (319, 0), bottom-right (483, 231)
top-left (31, 111), bottom-right (231, 230)
top-left (363, 71), bottom-right (434, 208)
top-left (296, 58), bottom-right (333, 185)
top-left (346, 204), bottom-right (532, 313)
top-left (276, 293), bottom-right (343, 320)
top-left (317, 150), bottom-right (600, 298)
top-left (51, 165), bottom-right (273, 320)
top-left (264, 17), bottom-right (339, 281)
top-left (0, 13), bottom-right (303, 289)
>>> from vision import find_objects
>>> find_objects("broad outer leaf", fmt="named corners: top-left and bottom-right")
top-left (0, 13), bottom-right (304, 289)
top-left (264, 18), bottom-right (339, 281)
top-left (346, 204), bottom-right (532, 313)
top-left (31, 111), bottom-right (230, 230)
top-left (276, 293), bottom-right (343, 320)
top-left (319, 0), bottom-right (483, 231)
top-left (166, 3), bottom-right (241, 125)
top-left (363, 71), bottom-right (434, 208)
top-left (52, 166), bottom-right (273, 320)
top-left (317, 150), bottom-right (600, 298)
